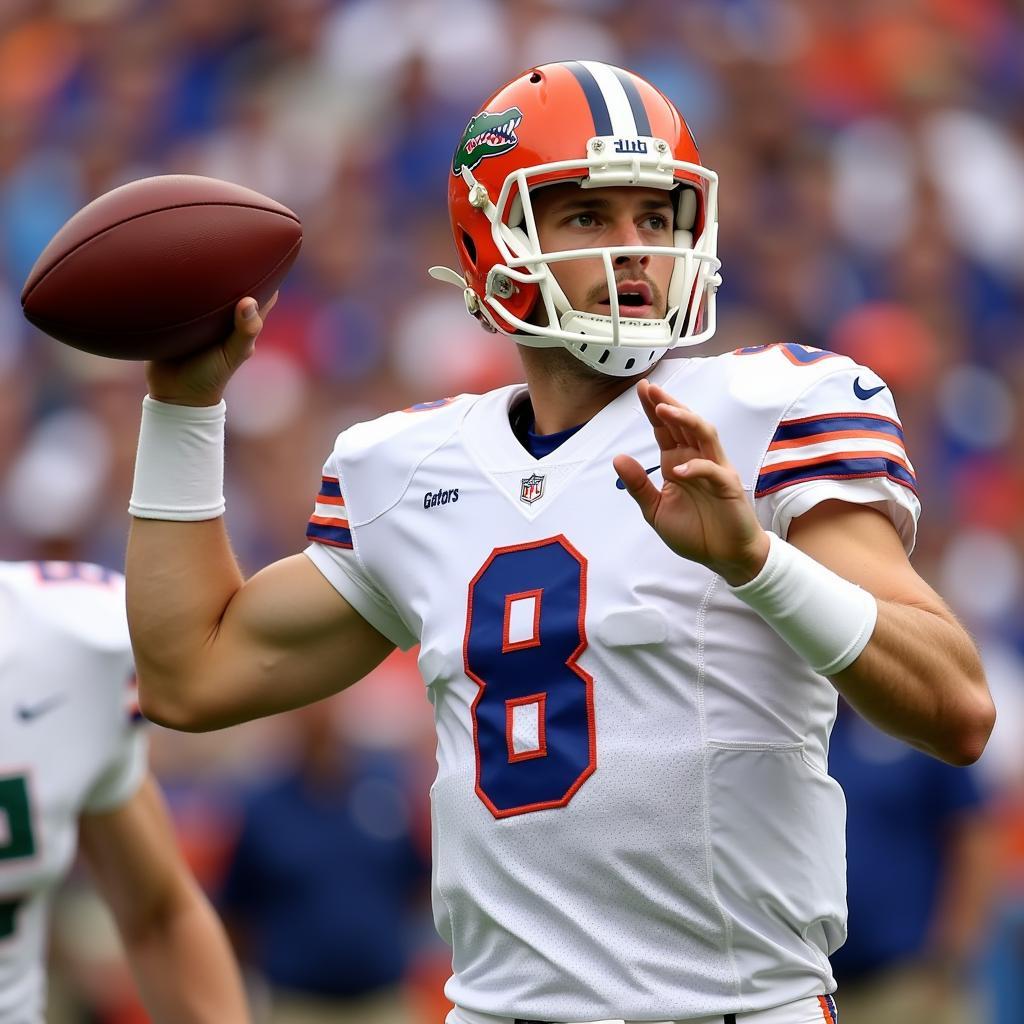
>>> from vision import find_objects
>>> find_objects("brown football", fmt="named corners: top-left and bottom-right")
top-left (20, 174), bottom-right (302, 360)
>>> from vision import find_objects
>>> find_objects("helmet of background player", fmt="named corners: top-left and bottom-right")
top-left (429, 60), bottom-right (722, 378)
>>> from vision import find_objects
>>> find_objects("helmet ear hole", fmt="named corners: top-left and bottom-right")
top-left (459, 229), bottom-right (478, 270)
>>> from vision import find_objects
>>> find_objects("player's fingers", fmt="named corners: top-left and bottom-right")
top-left (233, 297), bottom-right (261, 334)
top-left (613, 454), bottom-right (661, 522)
top-left (259, 290), bottom-right (279, 318)
top-left (637, 381), bottom-right (682, 451)
top-left (657, 403), bottom-right (729, 464)
top-left (667, 457), bottom-right (736, 496)
top-left (636, 379), bottom-right (666, 429)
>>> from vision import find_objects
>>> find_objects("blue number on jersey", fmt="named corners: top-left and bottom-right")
top-left (465, 536), bottom-right (595, 817)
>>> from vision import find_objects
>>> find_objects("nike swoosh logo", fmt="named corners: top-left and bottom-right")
top-left (616, 465), bottom-right (660, 490)
top-left (16, 694), bottom-right (66, 722)
top-left (853, 377), bottom-right (886, 400)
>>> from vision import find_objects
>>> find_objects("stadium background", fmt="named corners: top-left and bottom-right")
top-left (0, 0), bottom-right (1022, 1020)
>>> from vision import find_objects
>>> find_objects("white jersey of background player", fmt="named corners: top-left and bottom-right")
top-left (0, 562), bottom-right (248, 1024)
top-left (126, 61), bottom-right (992, 1024)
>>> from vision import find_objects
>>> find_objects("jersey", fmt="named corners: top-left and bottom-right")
top-left (0, 562), bottom-right (147, 1024)
top-left (304, 344), bottom-right (920, 1022)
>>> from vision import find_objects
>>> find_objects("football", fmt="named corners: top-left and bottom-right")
top-left (20, 174), bottom-right (302, 360)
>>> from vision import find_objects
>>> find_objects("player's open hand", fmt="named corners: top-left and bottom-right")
top-left (145, 292), bottom-right (278, 408)
top-left (613, 380), bottom-right (769, 586)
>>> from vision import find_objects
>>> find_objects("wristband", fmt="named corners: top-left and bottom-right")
top-left (729, 531), bottom-right (878, 676)
top-left (129, 396), bottom-right (226, 520)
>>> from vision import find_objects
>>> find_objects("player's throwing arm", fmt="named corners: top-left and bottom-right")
top-left (126, 297), bottom-right (396, 731)
top-left (616, 380), bottom-right (994, 766)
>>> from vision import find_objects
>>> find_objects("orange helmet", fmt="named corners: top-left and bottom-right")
top-left (430, 60), bottom-right (722, 377)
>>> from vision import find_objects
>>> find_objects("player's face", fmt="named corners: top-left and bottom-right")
top-left (529, 183), bottom-right (675, 320)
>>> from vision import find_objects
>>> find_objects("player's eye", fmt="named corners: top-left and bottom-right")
top-left (642, 213), bottom-right (672, 232)
top-left (568, 212), bottom-right (597, 228)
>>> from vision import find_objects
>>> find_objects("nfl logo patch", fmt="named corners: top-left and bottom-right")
top-left (519, 473), bottom-right (545, 505)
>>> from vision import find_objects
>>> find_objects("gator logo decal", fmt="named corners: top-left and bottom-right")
top-left (453, 107), bottom-right (523, 175)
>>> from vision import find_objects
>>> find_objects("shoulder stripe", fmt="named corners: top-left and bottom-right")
top-left (765, 448), bottom-right (914, 477)
top-left (756, 456), bottom-right (918, 498)
top-left (306, 522), bottom-right (353, 548)
top-left (773, 413), bottom-right (905, 444)
top-left (769, 427), bottom-right (903, 452)
top-left (309, 513), bottom-right (350, 529)
top-left (318, 476), bottom-right (342, 499)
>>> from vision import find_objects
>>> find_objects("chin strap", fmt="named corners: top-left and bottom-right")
top-left (428, 265), bottom-right (498, 333)
top-left (428, 266), bottom-right (467, 288)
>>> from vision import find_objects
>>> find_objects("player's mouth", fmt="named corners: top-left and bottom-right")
top-left (596, 280), bottom-right (657, 318)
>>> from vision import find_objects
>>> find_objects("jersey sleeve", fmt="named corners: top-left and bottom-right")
top-left (82, 676), bottom-right (149, 813)
top-left (303, 450), bottom-right (417, 650)
top-left (754, 366), bottom-right (921, 553)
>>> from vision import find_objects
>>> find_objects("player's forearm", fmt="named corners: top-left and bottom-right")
top-left (121, 883), bottom-right (250, 1024)
top-left (126, 517), bottom-right (244, 725)
top-left (832, 600), bottom-right (994, 766)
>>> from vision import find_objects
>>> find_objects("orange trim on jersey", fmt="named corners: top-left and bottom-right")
top-left (315, 493), bottom-right (346, 507)
top-left (502, 588), bottom-right (543, 653)
top-left (308, 514), bottom-right (350, 529)
top-left (766, 448), bottom-right (915, 477)
top-left (768, 428), bottom-right (908, 452)
top-left (310, 536), bottom-right (354, 549)
top-left (505, 693), bottom-right (548, 763)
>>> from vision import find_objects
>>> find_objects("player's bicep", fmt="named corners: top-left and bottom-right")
top-left (206, 554), bottom-right (396, 727)
top-left (787, 499), bottom-right (951, 617)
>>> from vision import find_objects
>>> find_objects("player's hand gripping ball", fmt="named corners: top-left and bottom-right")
top-left (20, 174), bottom-right (302, 360)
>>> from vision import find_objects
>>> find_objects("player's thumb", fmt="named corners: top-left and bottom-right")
top-left (224, 295), bottom-right (270, 367)
top-left (612, 454), bottom-right (659, 522)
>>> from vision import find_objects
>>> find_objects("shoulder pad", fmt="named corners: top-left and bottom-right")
top-left (332, 394), bottom-right (479, 526)
top-left (722, 344), bottom-right (859, 411)
top-left (0, 561), bottom-right (129, 654)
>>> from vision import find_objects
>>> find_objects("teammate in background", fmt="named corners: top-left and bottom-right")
top-left (125, 62), bottom-right (994, 1024)
top-left (0, 561), bottom-right (250, 1024)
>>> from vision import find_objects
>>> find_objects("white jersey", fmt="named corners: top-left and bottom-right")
top-left (305, 345), bottom-right (920, 1021)
top-left (0, 562), bottom-right (146, 1024)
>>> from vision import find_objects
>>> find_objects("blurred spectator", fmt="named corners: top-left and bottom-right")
top-left (829, 700), bottom-right (998, 1024)
top-left (218, 695), bottom-right (430, 1024)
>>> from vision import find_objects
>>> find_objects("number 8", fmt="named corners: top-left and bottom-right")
top-left (464, 536), bottom-right (595, 818)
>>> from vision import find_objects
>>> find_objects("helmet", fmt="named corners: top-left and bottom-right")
top-left (430, 60), bottom-right (722, 377)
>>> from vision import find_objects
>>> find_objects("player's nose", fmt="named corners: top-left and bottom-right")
top-left (610, 218), bottom-right (650, 266)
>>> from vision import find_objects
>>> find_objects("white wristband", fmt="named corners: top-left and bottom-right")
top-left (729, 531), bottom-right (878, 676)
top-left (129, 396), bottom-right (226, 521)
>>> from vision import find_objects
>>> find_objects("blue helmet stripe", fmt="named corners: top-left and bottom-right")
top-left (610, 66), bottom-right (651, 136)
top-left (563, 61), bottom-right (613, 137)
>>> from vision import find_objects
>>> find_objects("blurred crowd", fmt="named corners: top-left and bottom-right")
top-left (1, 0), bottom-right (1023, 1021)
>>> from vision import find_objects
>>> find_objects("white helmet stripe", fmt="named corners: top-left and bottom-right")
top-left (578, 60), bottom-right (640, 137)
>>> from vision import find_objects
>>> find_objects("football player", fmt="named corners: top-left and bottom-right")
top-left (125, 62), bottom-right (994, 1024)
top-left (0, 560), bottom-right (249, 1024)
